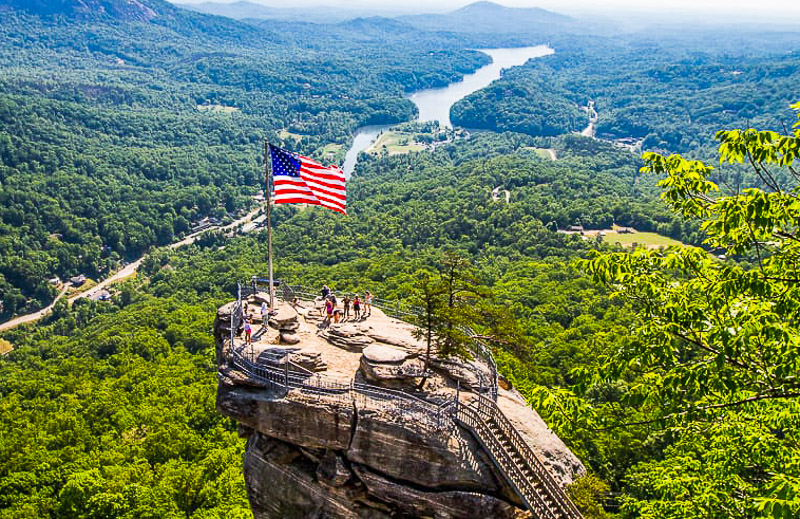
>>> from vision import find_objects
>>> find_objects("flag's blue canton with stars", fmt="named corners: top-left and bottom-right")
top-left (270, 146), bottom-right (302, 177)
top-left (269, 144), bottom-right (347, 214)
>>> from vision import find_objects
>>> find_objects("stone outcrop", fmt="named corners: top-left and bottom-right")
top-left (218, 372), bottom-right (525, 518)
top-left (429, 354), bottom-right (494, 391)
top-left (319, 323), bottom-right (375, 351)
top-left (215, 298), bottom-right (585, 519)
top-left (266, 301), bottom-right (303, 345)
top-left (359, 344), bottom-right (424, 388)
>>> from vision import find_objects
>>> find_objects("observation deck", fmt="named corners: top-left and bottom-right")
top-left (215, 282), bottom-right (584, 519)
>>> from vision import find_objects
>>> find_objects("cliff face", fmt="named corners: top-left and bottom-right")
top-left (215, 296), bottom-right (584, 519)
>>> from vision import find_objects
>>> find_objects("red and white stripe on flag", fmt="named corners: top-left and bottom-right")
top-left (270, 145), bottom-right (347, 214)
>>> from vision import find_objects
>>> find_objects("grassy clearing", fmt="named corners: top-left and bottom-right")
top-left (320, 143), bottom-right (344, 162)
top-left (197, 104), bottom-right (240, 113)
top-left (579, 226), bottom-right (688, 249)
top-left (606, 231), bottom-right (686, 249)
top-left (524, 147), bottom-right (557, 161)
top-left (67, 278), bottom-right (96, 296)
top-left (278, 129), bottom-right (304, 141)
top-left (0, 338), bottom-right (12, 354)
top-left (366, 131), bottom-right (425, 155)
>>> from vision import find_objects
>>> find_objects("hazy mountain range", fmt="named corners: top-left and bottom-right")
top-left (176, 0), bottom-right (579, 33)
top-left (176, 0), bottom-right (365, 23)
top-left (0, 0), bottom-right (174, 21)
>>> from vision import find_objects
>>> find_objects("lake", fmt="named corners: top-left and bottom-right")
top-left (342, 45), bottom-right (554, 177)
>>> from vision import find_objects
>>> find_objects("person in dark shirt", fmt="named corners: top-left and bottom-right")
top-left (343, 295), bottom-right (351, 320)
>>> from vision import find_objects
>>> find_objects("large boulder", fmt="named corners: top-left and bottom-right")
top-left (359, 345), bottom-right (424, 388)
top-left (280, 331), bottom-right (301, 345)
top-left (268, 301), bottom-right (300, 330)
top-left (291, 350), bottom-right (327, 372)
top-left (320, 323), bottom-right (375, 351)
top-left (362, 344), bottom-right (409, 364)
top-left (429, 355), bottom-right (493, 391)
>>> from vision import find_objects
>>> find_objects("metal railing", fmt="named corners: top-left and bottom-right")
top-left (457, 394), bottom-right (583, 519)
top-left (229, 346), bottom-right (456, 431)
top-left (277, 282), bottom-right (499, 401)
top-left (228, 281), bottom-right (582, 518)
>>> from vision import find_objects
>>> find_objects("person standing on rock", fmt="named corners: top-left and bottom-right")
top-left (260, 301), bottom-right (268, 329)
top-left (364, 291), bottom-right (372, 317)
top-left (343, 295), bottom-right (351, 320)
top-left (321, 285), bottom-right (330, 299)
top-left (329, 293), bottom-right (341, 323)
top-left (324, 297), bottom-right (333, 325)
top-left (244, 318), bottom-right (252, 346)
top-left (353, 295), bottom-right (361, 320)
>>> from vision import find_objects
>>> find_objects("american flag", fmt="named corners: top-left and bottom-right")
top-left (269, 144), bottom-right (347, 214)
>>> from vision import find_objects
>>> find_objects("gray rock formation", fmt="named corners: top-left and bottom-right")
top-left (217, 376), bottom-right (525, 518)
top-left (429, 354), bottom-right (494, 391)
top-left (359, 344), bottom-right (424, 388)
top-left (215, 299), bottom-right (585, 519)
top-left (319, 323), bottom-right (375, 351)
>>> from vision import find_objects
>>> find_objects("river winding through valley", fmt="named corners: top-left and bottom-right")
top-left (342, 44), bottom-right (554, 177)
top-left (0, 45), bottom-right (554, 338)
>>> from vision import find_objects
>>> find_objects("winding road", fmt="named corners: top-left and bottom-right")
top-left (0, 204), bottom-right (265, 337)
top-left (580, 100), bottom-right (598, 138)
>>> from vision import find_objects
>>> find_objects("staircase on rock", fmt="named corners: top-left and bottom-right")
top-left (227, 281), bottom-right (584, 519)
top-left (457, 394), bottom-right (583, 519)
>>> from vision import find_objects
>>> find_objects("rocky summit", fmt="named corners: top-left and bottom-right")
top-left (214, 295), bottom-right (585, 518)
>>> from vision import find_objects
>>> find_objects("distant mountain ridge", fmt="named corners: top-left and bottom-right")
top-left (399, 1), bottom-right (577, 34)
top-left (0, 0), bottom-right (178, 21)
top-left (0, 0), bottom-right (273, 43)
top-left (178, 0), bottom-right (278, 19)
top-left (169, 1), bottom-right (578, 35)
top-left (177, 0), bottom-right (365, 24)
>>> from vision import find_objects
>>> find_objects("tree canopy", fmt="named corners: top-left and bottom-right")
top-left (537, 103), bottom-right (800, 518)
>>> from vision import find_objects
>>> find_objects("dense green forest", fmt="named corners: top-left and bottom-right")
top-left (5, 120), bottom-right (798, 516)
top-left (0, 2), bottom-right (493, 319)
top-left (2, 0), bottom-right (800, 517)
top-left (0, 129), bottom-right (646, 518)
top-left (452, 32), bottom-right (800, 155)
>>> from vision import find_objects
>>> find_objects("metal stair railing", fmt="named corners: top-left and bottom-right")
top-left (231, 281), bottom-right (583, 518)
top-left (227, 293), bottom-right (454, 431)
top-left (275, 281), bottom-right (499, 401)
top-left (229, 347), bottom-right (455, 430)
top-left (457, 394), bottom-right (583, 519)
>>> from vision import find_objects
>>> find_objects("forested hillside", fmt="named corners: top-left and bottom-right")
top-left (452, 32), bottom-right (800, 154)
top-left (0, 130), bottom-right (645, 517)
top-left (0, 1), bottom-right (489, 319)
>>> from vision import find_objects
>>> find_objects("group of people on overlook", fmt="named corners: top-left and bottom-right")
top-left (240, 286), bottom-right (375, 345)
top-left (320, 285), bottom-right (372, 324)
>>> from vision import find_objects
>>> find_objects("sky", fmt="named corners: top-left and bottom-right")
top-left (172, 0), bottom-right (800, 21)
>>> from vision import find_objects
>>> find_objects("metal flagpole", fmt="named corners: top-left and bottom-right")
top-left (264, 139), bottom-right (275, 313)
